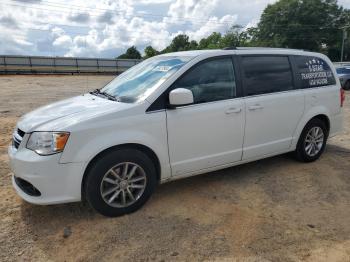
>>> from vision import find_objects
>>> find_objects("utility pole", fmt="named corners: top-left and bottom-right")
top-left (341, 25), bottom-right (349, 62)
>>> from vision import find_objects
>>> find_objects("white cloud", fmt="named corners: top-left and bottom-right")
top-left (51, 27), bottom-right (66, 38)
top-left (66, 29), bottom-right (100, 57)
top-left (68, 12), bottom-right (90, 23)
top-left (138, 0), bottom-right (173, 4)
top-left (0, 0), bottom-right (349, 57)
top-left (187, 15), bottom-right (238, 41)
top-left (53, 35), bottom-right (73, 48)
top-left (166, 0), bottom-right (219, 24)
top-left (14, 38), bottom-right (34, 47)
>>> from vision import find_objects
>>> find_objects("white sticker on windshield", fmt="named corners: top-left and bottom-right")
top-left (153, 66), bottom-right (172, 72)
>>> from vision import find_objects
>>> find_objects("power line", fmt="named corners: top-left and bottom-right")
top-left (0, 18), bottom-right (343, 39)
top-left (1, 25), bottom-right (334, 42)
top-left (1, 0), bottom-right (346, 32)
top-left (24, 0), bottom-right (239, 25)
top-left (0, 2), bottom-right (237, 34)
top-left (0, 0), bottom-right (238, 27)
top-left (2, 0), bottom-right (348, 30)
top-left (12, 0), bottom-right (350, 26)
top-left (0, 0), bottom-right (346, 56)
top-left (0, 18), bottom-right (338, 41)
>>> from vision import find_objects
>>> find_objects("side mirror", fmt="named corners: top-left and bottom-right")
top-left (169, 88), bottom-right (194, 107)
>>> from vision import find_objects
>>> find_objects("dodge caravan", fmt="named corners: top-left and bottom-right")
top-left (9, 48), bottom-right (344, 217)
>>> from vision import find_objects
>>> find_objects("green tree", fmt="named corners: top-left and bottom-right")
top-left (198, 32), bottom-right (222, 49)
top-left (196, 26), bottom-right (250, 50)
top-left (144, 46), bottom-right (159, 58)
top-left (164, 34), bottom-right (191, 52)
top-left (188, 40), bottom-right (199, 50)
top-left (329, 9), bottom-right (350, 61)
top-left (116, 2), bottom-right (350, 62)
top-left (117, 46), bottom-right (142, 59)
top-left (220, 25), bottom-right (252, 48)
top-left (255, 0), bottom-right (348, 60)
top-left (244, 27), bottom-right (260, 46)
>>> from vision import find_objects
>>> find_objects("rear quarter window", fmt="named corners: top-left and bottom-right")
top-left (294, 56), bottom-right (336, 88)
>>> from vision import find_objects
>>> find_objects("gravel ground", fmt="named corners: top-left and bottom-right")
top-left (0, 75), bottom-right (349, 262)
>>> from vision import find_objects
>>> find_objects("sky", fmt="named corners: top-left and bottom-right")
top-left (0, 0), bottom-right (349, 58)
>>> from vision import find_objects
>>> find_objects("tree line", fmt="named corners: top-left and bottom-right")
top-left (117, 0), bottom-right (350, 61)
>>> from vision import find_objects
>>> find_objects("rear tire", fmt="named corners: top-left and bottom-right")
top-left (294, 118), bottom-right (328, 162)
top-left (84, 148), bottom-right (157, 217)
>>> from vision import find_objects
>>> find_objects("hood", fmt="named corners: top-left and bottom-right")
top-left (17, 94), bottom-right (125, 132)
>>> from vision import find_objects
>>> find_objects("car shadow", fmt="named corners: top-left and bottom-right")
top-left (20, 143), bottom-right (350, 229)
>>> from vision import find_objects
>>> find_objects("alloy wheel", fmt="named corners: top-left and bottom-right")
top-left (100, 162), bottom-right (147, 208)
top-left (304, 126), bottom-right (324, 157)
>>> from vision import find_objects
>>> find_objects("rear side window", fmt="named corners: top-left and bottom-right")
top-left (172, 57), bottom-right (236, 104)
top-left (294, 56), bottom-right (336, 88)
top-left (241, 56), bottom-right (294, 96)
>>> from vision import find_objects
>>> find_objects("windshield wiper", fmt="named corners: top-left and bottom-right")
top-left (90, 89), bottom-right (118, 101)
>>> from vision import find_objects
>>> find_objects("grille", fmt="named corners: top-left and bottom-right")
top-left (12, 128), bottom-right (25, 149)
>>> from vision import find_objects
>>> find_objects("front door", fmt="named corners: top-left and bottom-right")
top-left (166, 56), bottom-right (245, 176)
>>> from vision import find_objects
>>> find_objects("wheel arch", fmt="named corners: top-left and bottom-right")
top-left (293, 113), bottom-right (331, 162)
top-left (312, 114), bottom-right (330, 134)
top-left (292, 110), bottom-right (331, 149)
top-left (81, 143), bottom-right (161, 200)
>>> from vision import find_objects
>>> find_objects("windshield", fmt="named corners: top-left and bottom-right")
top-left (101, 56), bottom-right (192, 103)
top-left (336, 67), bottom-right (350, 74)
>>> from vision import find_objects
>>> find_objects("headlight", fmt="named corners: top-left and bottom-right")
top-left (26, 132), bottom-right (70, 155)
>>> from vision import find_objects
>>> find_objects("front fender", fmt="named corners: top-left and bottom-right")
top-left (59, 111), bottom-right (171, 180)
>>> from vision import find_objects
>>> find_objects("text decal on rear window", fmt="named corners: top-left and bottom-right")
top-left (295, 56), bottom-right (336, 88)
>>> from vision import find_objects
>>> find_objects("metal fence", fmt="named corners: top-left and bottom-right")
top-left (0, 55), bottom-right (141, 74)
top-left (1, 55), bottom-right (348, 75)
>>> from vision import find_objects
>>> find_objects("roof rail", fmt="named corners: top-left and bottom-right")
top-left (222, 47), bottom-right (237, 50)
top-left (233, 47), bottom-right (305, 51)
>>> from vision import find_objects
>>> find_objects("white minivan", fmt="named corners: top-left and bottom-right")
top-left (9, 48), bottom-right (344, 217)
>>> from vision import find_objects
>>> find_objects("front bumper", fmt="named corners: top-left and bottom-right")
top-left (8, 145), bottom-right (85, 205)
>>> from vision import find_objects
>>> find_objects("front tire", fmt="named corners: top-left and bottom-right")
top-left (84, 148), bottom-right (157, 217)
top-left (294, 118), bottom-right (328, 162)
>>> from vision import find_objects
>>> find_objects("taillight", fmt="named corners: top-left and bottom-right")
top-left (340, 88), bottom-right (345, 107)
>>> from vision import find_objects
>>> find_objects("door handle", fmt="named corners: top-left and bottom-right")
top-left (248, 104), bottom-right (263, 111)
top-left (225, 107), bottom-right (242, 114)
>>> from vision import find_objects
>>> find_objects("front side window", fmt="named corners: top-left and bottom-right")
top-left (101, 56), bottom-right (192, 103)
top-left (172, 57), bottom-right (236, 104)
top-left (295, 56), bottom-right (336, 88)
top-left (241, 56), bottom-right (294, 96)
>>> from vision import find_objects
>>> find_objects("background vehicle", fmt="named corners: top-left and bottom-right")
top-left (336, 66), bottom-right (350, 90)
top-left (9, 48), bottom-right (344, 217)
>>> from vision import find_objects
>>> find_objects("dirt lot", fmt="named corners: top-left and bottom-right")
top-left (0, 75), bottom-right (349, 262)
